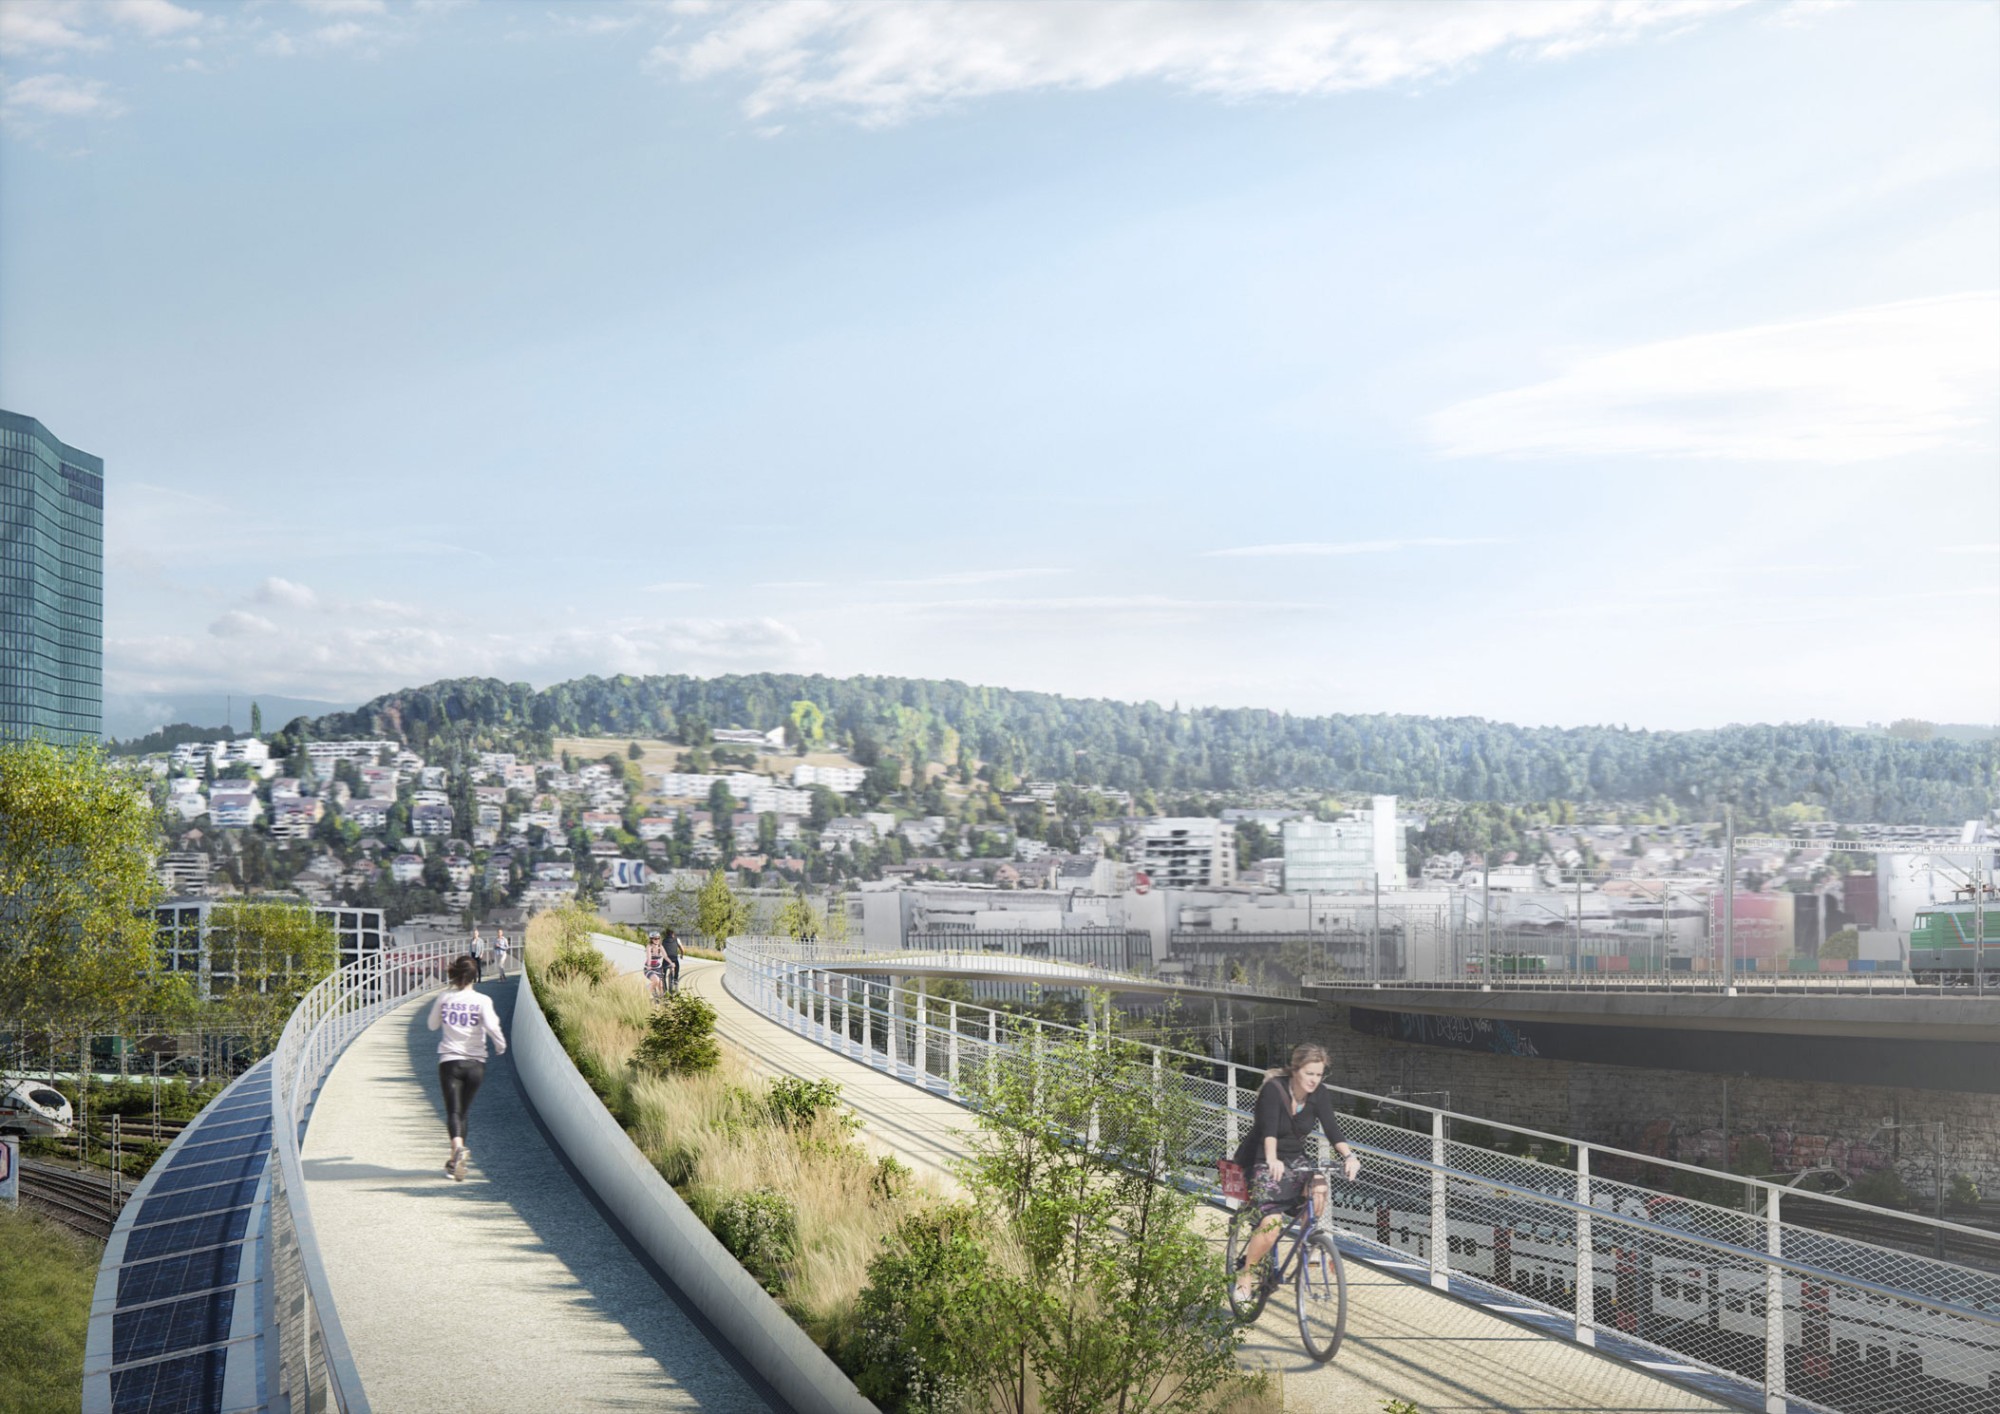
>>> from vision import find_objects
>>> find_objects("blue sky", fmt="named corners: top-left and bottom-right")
top-left (4, 0), bottom-right (1996, 735)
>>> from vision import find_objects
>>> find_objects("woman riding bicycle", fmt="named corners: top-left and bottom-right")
top-left (643, 933), bottom-right (667, 999)
top-left (1231, 1043), bottom-right (1360, 1304)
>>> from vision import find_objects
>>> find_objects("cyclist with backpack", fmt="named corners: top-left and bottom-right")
top-left (643, 933), bottom-right (667, 1001)
top-left (659, 927), bottom-right (683, 995)
top-left (1231, 1043), bottom-right (1360, 1304)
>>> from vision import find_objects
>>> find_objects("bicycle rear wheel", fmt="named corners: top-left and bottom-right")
top-left (1225, 1204), bottom-right (1274, 1324)
top-left (1295, 1229), bottom-right (1347, 1363)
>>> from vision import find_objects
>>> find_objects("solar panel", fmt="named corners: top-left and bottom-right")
top-left (108, 1346), bottom-right (230, 1414)
top-left (152, 1152), bottom-right (266, 1193)
top-left (113, 1290), bottom-right (237, 1365)
top-left (116, 1247), bottom-right (247, 1307)
top-left (163, 1132), bottom-right (268, 1163)
top-left (126, 1178), bottom-right (262, 1227)
top-left (173, 1118), bottom-right (269, 1148)
top-left (122, 1206), bottom-right (252, 1263)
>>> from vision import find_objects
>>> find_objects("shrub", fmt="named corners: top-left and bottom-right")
top-left (712, 1188), bottom-right (799, 1292)
top-left (871, 1154), bottom-right (911, 1203)
top-left (1848, 1165), bottom-right (1915, 1211)
top-left (541, 900), bottom-right (613, 986)
top-left (1949, 1173), bottom-right (1981, 1209)
top-left (844, 1204), bottom-right (1019, 1414)
top-left (767, 1076), bottom-right (846, 1130)
top-left (634, 993), bottom-right (721, 1076)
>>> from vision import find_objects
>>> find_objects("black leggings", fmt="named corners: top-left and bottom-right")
top-left (438, 1060), bottom-right (486, 1143)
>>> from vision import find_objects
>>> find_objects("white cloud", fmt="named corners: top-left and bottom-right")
top-left (641, 580), bottom-right (704, 591)
top-left (651, 0), bottom-right (1744, 124)
top-left (257, 576), bottom-right (320, 609)
top-left (299, 0), bottom-right (388, 14)
top-left (871, 566), bottom-right (1066, 587)
top-left (1204, 537), bottom-right (1501, 558)
top-left (0, 0), bottom-right (201, 54)
top-left (209, 610), bottom-right (279, 638)
top-left (115, 607), bottom-right (814, 701)
top-left (1, 72), bottom-right (121, 117)
top-left (107, 0), bottom-right (204, 39)
top-left (1430, 292), bottom-right (2000, 464)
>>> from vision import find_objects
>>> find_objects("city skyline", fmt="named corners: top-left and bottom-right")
top-left (3, 1), bottom-right (1996, 735)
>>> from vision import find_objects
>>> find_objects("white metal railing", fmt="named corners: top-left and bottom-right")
top-left (266, 938), bottom-right (463, 1414)
top-left (740, 937), bottom-right (1305, 1000)
top-left (726, 940), bottom-right (2000, 1414)
top-left (1311, 974), bottom-right (1980, 997)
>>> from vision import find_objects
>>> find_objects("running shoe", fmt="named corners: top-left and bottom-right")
top-left (452, 1149), bottom-right (469, 1182)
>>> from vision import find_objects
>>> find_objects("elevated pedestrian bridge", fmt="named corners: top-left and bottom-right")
top-left (758, 938), bottom-right (1317, 1007)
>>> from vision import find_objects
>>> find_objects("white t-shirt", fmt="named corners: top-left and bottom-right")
top-left (428, 987), bottom-right (507, 1063)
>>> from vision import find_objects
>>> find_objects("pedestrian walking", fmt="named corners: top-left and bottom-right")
top-left (427, 955), bottom-right (505, 1181)
top-left (493, 926), bottom-right (511, 978)
top-left (469, 925), bottom-right (488, 981)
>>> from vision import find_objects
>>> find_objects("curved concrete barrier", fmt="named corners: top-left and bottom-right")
top-left (511, 960), bottom-right (876, 1414)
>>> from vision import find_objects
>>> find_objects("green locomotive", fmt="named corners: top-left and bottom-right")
top-left (1908, 898), bottom-right (2000, 982)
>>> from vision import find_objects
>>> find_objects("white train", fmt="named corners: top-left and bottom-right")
top-left (1316, 1180), bottom-right (2000, 1410)
top-left (0, 1078), bottom-right (74, 1139)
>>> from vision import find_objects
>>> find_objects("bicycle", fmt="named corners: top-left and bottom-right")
top-left (1225, 1173), bottom-right (1348, 1363)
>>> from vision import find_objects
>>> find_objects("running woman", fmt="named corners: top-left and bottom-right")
top-left (427, 955), bottom-right (506, 1181)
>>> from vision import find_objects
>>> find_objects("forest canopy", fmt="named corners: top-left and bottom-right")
top-left (281, 673), bottom-right (1999, 825)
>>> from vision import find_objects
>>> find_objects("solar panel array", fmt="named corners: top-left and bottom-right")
top-left (83, 1059), bottom-right (274, 1414)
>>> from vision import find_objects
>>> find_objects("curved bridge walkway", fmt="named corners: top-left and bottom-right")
top-left (684, 958), bottom-right (1734, 1414)
top-left (299, 972), bottom-right (771, 1413)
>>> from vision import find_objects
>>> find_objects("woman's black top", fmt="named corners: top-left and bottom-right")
top-left (1232, 1075), bottom-right (1345, 1171)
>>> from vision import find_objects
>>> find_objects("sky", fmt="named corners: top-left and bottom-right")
top-left (3, 0), bottom-right (1996, 737)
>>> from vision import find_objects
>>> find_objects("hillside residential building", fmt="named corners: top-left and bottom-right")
top-left (1281, 797), bottom-right (1406, 893)
top-left (1135, 817), bottom-right (1236, 889)
top-left (411, 802), bottom-right (453, 837)
top-left (209, 784), bottom-right (261, 829)
top-left (793, 764), bottom-right (866, 793)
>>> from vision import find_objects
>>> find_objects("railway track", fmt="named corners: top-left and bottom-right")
top-left (20, 1158), bottom-right (125, 1242)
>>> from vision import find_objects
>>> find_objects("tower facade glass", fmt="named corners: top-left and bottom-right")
top-left (0, 409), bottom-right (103, 744)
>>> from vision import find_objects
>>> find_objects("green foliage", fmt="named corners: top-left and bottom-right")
top-left (1948, 1173), bottom-right (1981, 1208)
top-left (0, 740), bottom-right (168, 1035)
top-left (958, 999), bottom-right (1244, 1414)
top-left (766, 1075), bottom-right (847, 1129)
top-left (777, 890), bottom-right (826, 941)
top-left (1383, 1401), bottom-right (1422, 1414)
top-left (0, 1206), bottom-right (96, 1413)
top-left (301, 671), bottom-right (1998, 823)
top-left (542, 901), bottom-right (612, 986)
top-left (634, 992), bottom-right (721, 1076)
top-left (845, 1204), bottom-right (1029, 1414)
top-left (1821, 927), bottom-right (1860, 961)
top-left (711, 1188), bottom-right (799, 1293)
top-left (1848, 1166), bottom-right (1915, 1211)
top-left (205, 900), bottom-right (339, 1048)
top-left (696, 867), bottom-right (751, 945)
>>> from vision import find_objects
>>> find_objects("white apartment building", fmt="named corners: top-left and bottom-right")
top-left (714, 726), bottom-right (785, 749)
top-left (306, 740), bottom-right (397, 770)
top-left (1135, 818), bottom-right (1236, 888)
top-left (793, 764), bottom-right (866, 793)
top-left (270, 797), bottom-right (323, 842)
top-left (744, 786), bottom-right (810, 816)
top-left (656, 771), bottom-right (723, 798)
top-left (345, 799), bottom-right (391, 832)
top-left (208, 784), bottom-right (261, 829)
top-left (1282, 797), bottom-right (1406, 893)
top-left (157, 851), bottom-right (211, 896)
top-left (411, 802), bottom-right (453, 837)
top-left (391, 853), bottom-right (425, 885)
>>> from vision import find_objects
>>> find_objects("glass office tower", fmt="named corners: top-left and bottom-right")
top-left (0, 409), bottom-right (103, 744)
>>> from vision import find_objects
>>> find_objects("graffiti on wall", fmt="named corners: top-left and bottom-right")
top-left (1350, 1007), bottom-right (1542, 1058)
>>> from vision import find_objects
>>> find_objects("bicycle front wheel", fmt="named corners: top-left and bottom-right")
top-left (1295, 1229), bottom-right (1347, 1363)
top-left (1225, 1204), bottom-right (1273, 1324)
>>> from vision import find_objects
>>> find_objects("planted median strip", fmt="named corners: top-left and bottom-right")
top-left (524, 904), bottom-right (1277, 1414)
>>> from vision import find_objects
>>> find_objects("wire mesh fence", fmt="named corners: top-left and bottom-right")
top-left (729, 941), bottom-right (2000, 1414)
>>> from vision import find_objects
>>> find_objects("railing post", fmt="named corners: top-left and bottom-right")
top-left (886, 980), bottom-right (899, 1072)
top-left (948, 1000), bottom-right (960, 1089)
top-left (1226, 1063), bottom-right (1241, 1155)
top-left (1431, 1110), bottom-right (1449, 1290)
top-left (1033, 1020), bottom-right (1044, 1109)
top-left (1765, 1186), bottom-right (1785, 1412)
top-left (1575, 1145), bottom-right (1595, 1346)
top-left (915, 981), bottom-right (928, 1084)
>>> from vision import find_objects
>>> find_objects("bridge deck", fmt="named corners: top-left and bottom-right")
top-left (685, 959), bottom-right (1734, 1413)
top-left (300, 975), bottom-right (770, 1413)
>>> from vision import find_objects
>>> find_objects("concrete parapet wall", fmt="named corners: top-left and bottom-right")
top-left (511, 960), bottom-right (876, 1414)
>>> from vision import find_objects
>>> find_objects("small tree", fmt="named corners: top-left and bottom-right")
top-left (958, 997), bottom-right (1243, 1414)
top-left (777, 890), bottom-right (824, 942)
top-left (634, 992), bottom-right (720, 1074)
top-left (205, 900), bottom-right (339, 1051)
top-left (1822, 926), bottom-right (1860, 961)
top-left (696, 867), bottom-right (751, 946)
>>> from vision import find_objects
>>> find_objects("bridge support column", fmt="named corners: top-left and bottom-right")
top-left (1431, 1111), bottom-right (1449, 1291)
top-left (1574, 1146), bottom-right (1594, 1346)
top-left (1764, 1188), bottom-right (1785, 1413)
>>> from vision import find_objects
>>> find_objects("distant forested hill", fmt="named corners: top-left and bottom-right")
top-left (298, 674), bottom-right (1997, 823)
